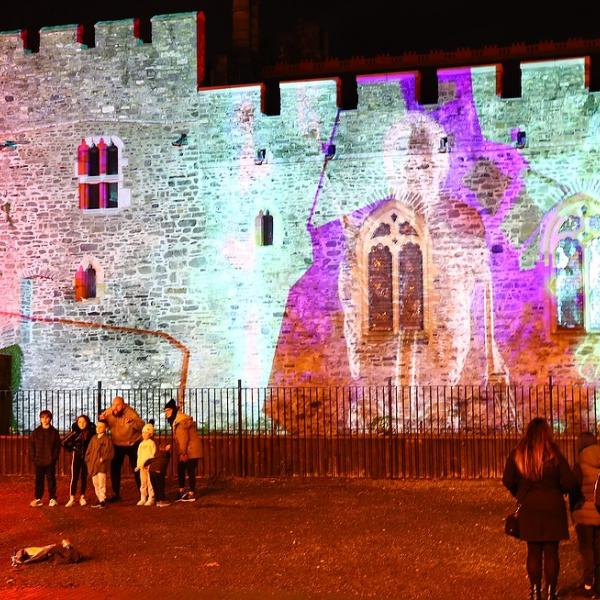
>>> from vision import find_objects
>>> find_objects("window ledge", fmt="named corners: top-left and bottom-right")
top-left (80, 208), bottom-right (124, 216)
top-left (363, 330), bottom-right (430, 344)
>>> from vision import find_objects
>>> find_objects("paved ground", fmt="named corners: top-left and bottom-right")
top-left (0, 476), bottom-right (590, 599)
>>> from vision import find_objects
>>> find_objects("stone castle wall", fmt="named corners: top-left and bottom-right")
top-left (0, 13), bottom-right (599, 406)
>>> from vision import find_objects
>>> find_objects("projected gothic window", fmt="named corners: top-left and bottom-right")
top-left (554, 238), bottom-right (583, 329)
top-left (549, 203), bottom-right (600, 333)
top-left (76, 136), bottom-right (130, 210)
top-left (365, 208), bottom-right (425, 333)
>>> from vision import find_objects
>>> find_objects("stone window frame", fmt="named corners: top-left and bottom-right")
top-left (541, 194), bottom-right (600, 335)
top-left (356, 199), bottom-right (431, 338)
top-left (73, 255), bottom-right (105, 303)
top-left (75, 135), bottom-right (130, 213)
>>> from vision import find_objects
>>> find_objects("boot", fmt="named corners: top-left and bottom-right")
top-left (546, 585), bottom-right (559, 600)
top-left (528, 584), bottom-right (542, 600)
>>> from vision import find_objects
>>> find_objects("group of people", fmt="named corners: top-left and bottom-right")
top-left (29, 395), bottom-right (202, 509)
top-left (504, 418), bottom-right (600, 599)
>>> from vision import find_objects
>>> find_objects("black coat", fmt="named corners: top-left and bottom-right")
top-left (29, 425), bottom-right (61, 467)
top-left (503, 447), bottom-right (575, 542)
top-left (62, 422), bottom-right (96, 457)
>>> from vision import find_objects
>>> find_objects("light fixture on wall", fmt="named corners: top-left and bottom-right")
top-left (254, 148), bottom-right (266, 165)
top-left (322, 142), bottom-right (336, 159)
top-left (0, 140), bottom-right (16, 150)
top-left (438, 136), bottom-right (449, 153)
top-left (172, 133), bottom-right (188, 147)
top-left (515, 130), bottom-right (527, 149)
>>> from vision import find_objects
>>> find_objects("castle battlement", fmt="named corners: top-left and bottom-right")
top-left (0, 12), bottom-right (199, 64)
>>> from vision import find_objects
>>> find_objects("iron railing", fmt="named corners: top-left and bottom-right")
top-left (0, 379), bottom-right (598, 478)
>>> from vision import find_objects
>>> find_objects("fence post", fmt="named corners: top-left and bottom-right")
top-left (387, 377), bottom-right (393, 478)
top-left (238, 379), bottom-right (244, 477)
top-left (548, 374), bottom-right (554, 430)
top-left (96, 381), bottom-right (102, 418)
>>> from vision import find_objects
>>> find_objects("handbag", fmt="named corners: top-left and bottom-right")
top-left (504, 480), bottom-right (532, 539)
top-left (504, 505), bottom-right (521, 538)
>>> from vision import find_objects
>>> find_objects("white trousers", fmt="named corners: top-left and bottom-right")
top-left (140, 467), bottom-right (154, 500)
top-left (92, 472), bottom-right (107, 502)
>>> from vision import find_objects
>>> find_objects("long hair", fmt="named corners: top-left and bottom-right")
top-left (514, 418), bottom-right (558, 480)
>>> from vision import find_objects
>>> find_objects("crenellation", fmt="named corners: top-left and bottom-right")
top-left (38, 25), bottom-right (80, 53)
top-left (94, 19), bottom-right (137, 51)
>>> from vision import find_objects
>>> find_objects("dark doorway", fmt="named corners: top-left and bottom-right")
top-left (0, 354), bottom-right (11, 434)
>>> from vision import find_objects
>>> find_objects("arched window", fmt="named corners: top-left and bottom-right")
top-left (76, 136), bottom-right (130, 211)
top-left (544, 197), bottom-right (600, 333)
top-left (361, 203), bottom-right (427, 334)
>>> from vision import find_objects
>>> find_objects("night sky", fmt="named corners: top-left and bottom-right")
top-left (0, 1), bottom-right (597, 59)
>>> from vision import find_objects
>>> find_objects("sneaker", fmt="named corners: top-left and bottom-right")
top-left (106, 494), bottom-right (121, 503)
top-left (48, 498), bottom-right (58, 507)
top-left (156, 500), bottom-right (171, 507)
top-left (178, 491), bottom-right (196, 502)
top-left (144, 498), bottom-right (155, 506)
top-left (136, 498), bottom-right (147, 506)
top-left (30, 499), bottom-right (43, 507)
top-left (79, 496), bottom-right (87, 506)
top-left (65, 497), bottom-right (76, 508)
top-left (91, 501), bottom-right (106, 509)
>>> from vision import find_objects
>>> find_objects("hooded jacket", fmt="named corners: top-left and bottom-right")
top-left (573, 442), bottom-right (600, 526)
top-left (171, 411), bottom-right (202, 459)
top-left (85, 433), bottom-right (114, 476)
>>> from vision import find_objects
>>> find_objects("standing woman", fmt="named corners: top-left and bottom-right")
top-left (62, 415), bottom-right (96, 507)
top-left (503, 417), bottom-right (575, 600)
top-left (164, 399), bottom-right (202, 502)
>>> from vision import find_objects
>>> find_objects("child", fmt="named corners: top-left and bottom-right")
top-left (85, 421), bottom-right (114, 508)
top-left (62, 415), bottom-right (95, 507)
top-left (147, 443), bottom-right (172, 507)
top-left (29, 409), bottom-right (61, 507)
top-left (572, 431), bottom-right (600, 599)
top-left (135, 423), bottom-right (157, 506)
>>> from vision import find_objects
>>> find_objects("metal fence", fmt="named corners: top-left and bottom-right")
top-left (1, 380), bottom-right (599, 478)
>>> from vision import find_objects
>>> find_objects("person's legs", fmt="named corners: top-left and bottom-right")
top-left (95, 472), bottom-right (107, 502)
top-left (527, 542), bottom-right (543, 587)
top-left (177, 460), bottom-right (187, 495)
top-left (69, 453), bottom-right (79, 497)
top-left (34, 465), bottom-right (45, 500)
top-left (576, 524), bottom-right (595, 589)
top-left (110, 445), bottom-right (126, 496)
top-left (80, 459), bottom-right (88, 497)
top-left (150, 471), bottom-right (165, 501)
top-left (138, 468), bottom-right (150, 503)
top-left (186, 458), bottom-right (198, 494)
top-left (47, 463), bottom-right (57, 500)
top-left (592, 526), bottom-right (600, 594)
top-left (542, 542), bottom-right (560, 597)
top-left (127, 442), bottom-right (141, 489)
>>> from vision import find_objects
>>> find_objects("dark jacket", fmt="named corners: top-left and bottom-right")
top-left (503, 447), bottom-right (576, 541)
top-left (572, 443), bottom-right (600, 526)
top-left (62, 422), bottom-right (96, 457)
top-left (29, 425), bottom-right (61, 467)
top-left (146, 448), bottom-right (171, 476)
top-left (85, 434), bottom-right (114, 476)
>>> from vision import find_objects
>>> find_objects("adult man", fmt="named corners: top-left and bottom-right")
top-left (99, 395), bottom-right (144, 502)
top-left (164, 399), bottom-right (202, 502)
